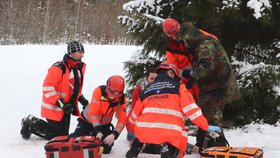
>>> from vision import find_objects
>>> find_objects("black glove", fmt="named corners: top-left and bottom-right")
top-left (186, 77), bottom-right (197, 89)
top-left (180, 69), bottom-right (193, 78)
top-left (111, 130), bottom-right (120, 140)
top-left (78, 95), bottom-right (89, 109)
top-left (56, 98), bottom-right (75, 114)
top-left (90, 125), bottom-right (102, 136)
top-left (62, 104), bottom-right (75, 114)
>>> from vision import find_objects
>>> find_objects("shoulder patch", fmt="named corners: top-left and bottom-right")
top-left (99, 85), bottom-right (107, 97)
top-left (53, 61), bottom-right (66, 74)
top-left (101, 96), bottom-right (108, 101)
top-left (99, 85), bottom-right (108, 101)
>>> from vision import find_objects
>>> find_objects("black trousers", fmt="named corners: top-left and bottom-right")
top-left (70, 118), bottom-right (114, 154)
top-left (31, 113), bottom-right (71, 140)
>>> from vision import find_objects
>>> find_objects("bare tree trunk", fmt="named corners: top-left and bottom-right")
top-left (79, 1), bottom-right (84, 36)
top-left (60, 0), bottom-right (68, 41)
top-left (8, 0), bottom-right (14, 41)
top-left (0, 0), bottom-right (130, 44)
top-left (75, 0), bottom-right (82, 35)
top-left (43, 0), bottom-right (51, 43)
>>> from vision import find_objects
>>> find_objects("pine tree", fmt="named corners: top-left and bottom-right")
top-left (119, 0), bottom-right (280, 125)
top-left (123, 52), bottom-right (161, 100)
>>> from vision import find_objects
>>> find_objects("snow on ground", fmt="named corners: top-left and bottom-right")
top-left (0, 45), bottom-right (279, 158)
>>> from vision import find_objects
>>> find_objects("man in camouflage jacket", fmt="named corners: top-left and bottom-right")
top-left (162, 18), bottom-right (241, 125)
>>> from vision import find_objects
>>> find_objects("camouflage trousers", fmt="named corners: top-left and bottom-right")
top-left (201, 106), bottom-right (223, 125)
top-left (197, 95), bottom-right (224, 125)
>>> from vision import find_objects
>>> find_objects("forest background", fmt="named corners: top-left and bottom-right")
top-left (0, 0), bottom-right (130, 44)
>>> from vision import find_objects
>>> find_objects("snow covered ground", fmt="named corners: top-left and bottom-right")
top-left (0, 45), bottom-right (279, 158)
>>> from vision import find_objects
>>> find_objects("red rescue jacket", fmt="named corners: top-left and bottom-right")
top-left (41, 54), bottom-right (86, 121)
top-left (126, 83), bottom-right (141, 133)
top-left (166, 39), bottom-right (199, 99)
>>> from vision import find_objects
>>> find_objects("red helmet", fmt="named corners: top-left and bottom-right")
top-left (162, 18), bottom-right (181, 38)
top-left (106, 75), bottom-right (125, 100)
top-left (156, 61), bottom-right (180, 79)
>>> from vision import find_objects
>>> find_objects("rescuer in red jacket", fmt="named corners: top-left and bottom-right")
top-left (126, 61), bottom-right (221, 158)
top-left (165, 38), bottom-right (200, 100)
top-left (70, 75), bottom-right (127, 154)
top-left (126, 68), bottom-right (157, 141)
top-left (20, 41), bottom-right (88, 140)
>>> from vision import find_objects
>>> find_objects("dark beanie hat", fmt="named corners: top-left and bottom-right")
top-left (67, 41), bottom-right (84, 54)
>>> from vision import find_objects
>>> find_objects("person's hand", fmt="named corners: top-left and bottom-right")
top-left (56, 98), bottom-right (75, 114)
top-left (62, 104), bottom-right (75, 114)
top-left (103, 134), bottom-right (115, 146)
top-left (78, 95), bottom-right (89, 109)
top-left (180, 69), bottom-right (193, 78)
top-left (186, 77), bottom-right (196, 89)
top-left (96, 132), bottom-right (103, 140)
top-left (206, 125), bottom-right (221, 133)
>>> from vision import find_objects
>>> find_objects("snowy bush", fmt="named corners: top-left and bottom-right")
top-left (230, 41), bottom-right (280, 124)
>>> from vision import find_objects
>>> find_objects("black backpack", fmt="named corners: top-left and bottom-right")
top-left (202, 132), bottom-right (230, 149)
top-left (196, 128), bottom-right (230, 155)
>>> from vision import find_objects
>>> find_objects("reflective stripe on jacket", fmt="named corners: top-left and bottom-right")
top-left (129, 74), bottom-right (209, 153)
top-left (41, 61), bottom-right (86, 121)
top-left (82, 86), bottom-right (127, 137)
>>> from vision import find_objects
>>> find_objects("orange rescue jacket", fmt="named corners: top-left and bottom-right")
top-left (82, 85), bottom-right (127, 138)
top-left (129, 74), bottom-right (209, 154)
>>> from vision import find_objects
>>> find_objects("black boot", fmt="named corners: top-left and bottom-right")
top-left (186, 143), bottom-right (194, 154)
top-left (29, 116), bottom-right (55, 140)
top-left (21, 114), bottom-right (56, 140)
top-left (160, 143), bottom-right (179, 158)
top-left (20, 115), bottom-right (33, 139)
top-left (126, 138), bottom-right (143, 158)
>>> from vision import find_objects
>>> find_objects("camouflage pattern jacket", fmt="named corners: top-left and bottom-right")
top-left (176, 22), bottom-right (240, 108)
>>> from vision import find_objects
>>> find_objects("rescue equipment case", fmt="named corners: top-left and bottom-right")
top-left (201, 146), bottom-right (263, 158)
top-left (44, 135), bottom-right (102, 158)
